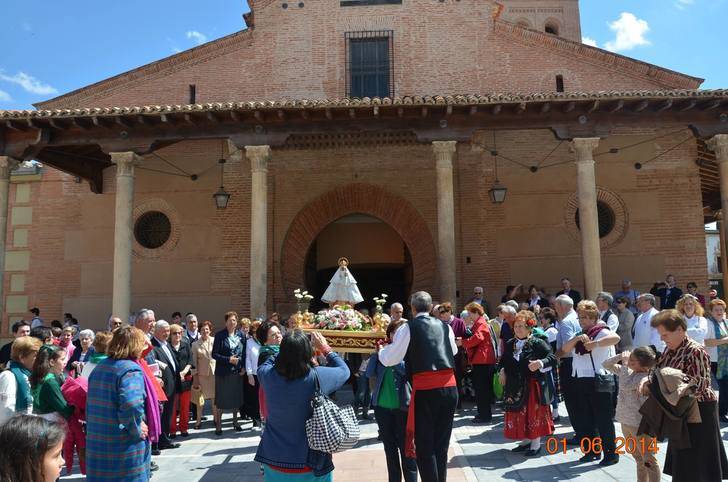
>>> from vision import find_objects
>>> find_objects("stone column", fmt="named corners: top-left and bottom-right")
top-left (572, 138), bottom-right (603, 299)
top-left (110, 152), bottom-right (141, 320)
top-left (433, 141), bottom-right (458, 305)
top-left (246, 145), bottom-right (271, 319)
top-left (0, 157), bottom-right (19, 320)
top-left (708, 134), bottom-right (728, 296)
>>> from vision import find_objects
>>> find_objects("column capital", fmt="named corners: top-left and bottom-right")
top-left (109, 151), bottom-right (142, 177)
top-left (0, 156), bottom-right (20, 180)
top-left (571, 137), bottom-right (600, 163)
top-left (432, 141), bottom-right (457, 169)
top-left (708, 134), bottom-right (728, 163)
top-left (245, 145), bottom-right (271, 173)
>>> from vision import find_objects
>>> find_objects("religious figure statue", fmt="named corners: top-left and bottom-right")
top-left (321, 257), bottom-right (364, 307)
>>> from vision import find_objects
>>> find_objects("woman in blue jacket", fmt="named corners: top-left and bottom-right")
top-left (366, 322), bottom-right (417, 482)
top-left (255, 330), bottom-right (350, 481)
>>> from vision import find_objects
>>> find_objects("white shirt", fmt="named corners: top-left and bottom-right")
top-left (685, 315), bottom-right (708, 346)
top-left (379, 313), bottom-right (458, 367)
top-left (0, 370), bottom-right (32, 425)
top-left (572, 330), bottom-right (615, 378)
top-left (154, 337), bottom-right (176, 371)
top-left (599, 310), bottom-right (619, 332)
top-left (245, 337), bottom-right (261, 376)
top-left (633, 307), bottom-right (664, 351)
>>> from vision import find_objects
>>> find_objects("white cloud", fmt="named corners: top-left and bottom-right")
top-left (675, 0), bottom-right (694, 9)
top-left (582, 36), bottom-right (598, 47)
top-left (604, 12), bottom-right (650, 52)
top-left (0, 71), bottom-right (57, 95)
top-left (0, 89), bottom-right (11, 102)
top-left (186, 30), bottom-right (208, 45)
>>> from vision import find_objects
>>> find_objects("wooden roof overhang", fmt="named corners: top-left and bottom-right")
top-left (1, 90), bottom-right (727, 196)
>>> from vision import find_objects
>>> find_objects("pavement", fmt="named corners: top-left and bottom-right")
top-left (60, 394), bottom-right (728, 481)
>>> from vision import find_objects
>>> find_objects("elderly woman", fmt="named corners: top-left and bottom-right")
top-left (86, 326), bottom-right (158, 482)
top-left (613, 296), bottom-right (635, 352)
top-left (675, 294), bottom-right (709, 346)
top-left (436, 302), bottom-right (467, 407)
top-left (66, 329), bottom-right (95, 377)
top-left (169, 323), bottom-right (194, 438)
top-left (644, 310), bottom-right (728, 480)
top-left (705, 299), bottom-right (728, 423)
top-left (0, 336), bottom-right (42, 424)
top-left (254, 330), bottom-right (350, 480)
top-left (498, 310), bottom-right (556, 456)
top-left (562, 301), bottom-right (620, 466)
top-left (460, 302), bottom-right (497, 423)
top-left (80, 332), bottom-right (112, 379)
top-left (212, 311), bottom-right (246, 435)
top-left (191, 320), bottom-right (216, 429)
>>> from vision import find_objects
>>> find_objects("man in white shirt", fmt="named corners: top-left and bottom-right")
top-left (632, 294), bottom-right (665, 352)
top-left (554, 295), bottom-right (583, 444)
top-left (379, 291), bottom-right (457, 482)
top-left (596, 292), bottom-right (620, 332)
top-left (184, 313), bottom-right (200, 344)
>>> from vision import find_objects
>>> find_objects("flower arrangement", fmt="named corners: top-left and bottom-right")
top-left (313, 305), bottom-right (369, 331)
top-left (294, 289), bottom-right (314, 313)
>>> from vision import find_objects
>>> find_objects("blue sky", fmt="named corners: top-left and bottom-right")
top-left (0, 0), bottom-right (726, 110)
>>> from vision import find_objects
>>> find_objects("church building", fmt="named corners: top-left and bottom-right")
top-left (1, 0), bottom-right (727, 330)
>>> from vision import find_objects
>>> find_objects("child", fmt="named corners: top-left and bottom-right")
top-left (603, 347), bottom-right (660, 482)
top-left (0, 414), bottom-right (66, 482)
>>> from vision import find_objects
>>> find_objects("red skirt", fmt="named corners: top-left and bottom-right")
top-left (504, 377), bottom-right (554, 440)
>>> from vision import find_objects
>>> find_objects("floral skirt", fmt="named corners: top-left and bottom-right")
top-left (504, 377), bottom-right (554, 440)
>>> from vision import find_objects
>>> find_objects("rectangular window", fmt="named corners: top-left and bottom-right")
top-left (346, 31), bottom-right (394, 98)
top-left (555, 75), bottom-right (565, 93)
top-left (189, 84), bottom-right (197, 104)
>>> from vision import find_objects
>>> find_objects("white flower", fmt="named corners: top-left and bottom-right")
top-left (302, 291), bottom-right (309, 296)
top-left (294, 289), bottom-right (301, 294)
top-left (381, 294), bottom-right (388, 298)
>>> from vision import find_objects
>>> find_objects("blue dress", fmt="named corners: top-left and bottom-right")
top-left (86, 358), bottom-right (150, 482)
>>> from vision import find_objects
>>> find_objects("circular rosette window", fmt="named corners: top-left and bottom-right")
top-left (132, 199), bottom-right (181, 258)
top-left (564, 188), bottom-right (628, 249)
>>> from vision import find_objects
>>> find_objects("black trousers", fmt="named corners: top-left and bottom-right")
top-left (559, 358), bottom-right (582, 438)
top-left (414, 387), bottom-right (458, 482)
top-left (374, 406), bottom-right (418, 482)
top-left (573, 377), bottom-right (616, 458)
top-left (243, 375), bottom-right (260, 422)
top-left (157, 395), bottom-right (176, 446)
top-left (471, 364), bottom-right (494, 420)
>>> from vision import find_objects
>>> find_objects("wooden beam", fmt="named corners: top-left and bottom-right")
top-left (207, 112), bottom-right (221, 123)
top-left (587, 100), bottom-right (600, 113)
top-left (25, 118), bottom-right (36, 129)
top-left (135, 116), bottom-right (148, 126)
top-left (655, 99), bottom-right (673, 112)
top-left (183, 114), bottom-right (197, 125)
top-left (608, 100), bottom-right (625, 113)
top-left (563, 101), bottom-right (576, 113)
top-left (301, 110), bottom-right (309, 120)
top-left (397, 107), bottom-right (405, 118)
top-left (325, 109), bottom-right (333, 120)
top-left (349, 109), bottom-right (356, 119)
top-left (253, 111), bottom-right (263, 122)
top-left (421, 107), bottom-right (428, 117)
top-left (373, 106), bottom-right (379, 117)
top-left (5, 120), bottom-right (26, 131)
top-left (229, 111), bottom-right (241, 122)
top-left (115, 116), bottom-right (133, 128)
top-left (633, 100), bottom-right (650, 112)
top-left (492, 105), bottom-right (502, 115)
top-left (516, 102), bottom-right (527, 114)
top-left (540, 102), bottom-right (551, 114)
top-left (469, 106), bottom-right (478, 116)
top-left (679, 99), bottom-right (697, 112)
top-left (277, 110), bottom-right (286, 120)
top-left (702, 99), bottom-right (722, 111)
top-left (446, 105), bottom-right (453, 116)
top-left (91, 116), bottom-right (109, 128)
top-left (47, 119), bottom-right (67, 130)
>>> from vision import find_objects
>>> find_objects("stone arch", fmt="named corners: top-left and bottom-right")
top-left (281, 183), bottom-right (437, 295)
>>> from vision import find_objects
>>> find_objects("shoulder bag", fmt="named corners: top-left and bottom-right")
top-left (305, 369), bottom-right (360, 453)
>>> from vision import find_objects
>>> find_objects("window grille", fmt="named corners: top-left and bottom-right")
top-left (345, 31), bottom-right (394, 98)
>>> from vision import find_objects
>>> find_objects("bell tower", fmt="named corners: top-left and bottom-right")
top-left (498, 0), bottom-right (582, 43)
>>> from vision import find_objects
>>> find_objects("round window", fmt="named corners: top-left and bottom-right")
top-left (574, 201), bottom-right (616, 239)
top-left (134, 211), bottom-right (171, 249)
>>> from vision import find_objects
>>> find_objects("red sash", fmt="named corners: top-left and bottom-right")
top-left (405, 369), bottom-right (456, 458)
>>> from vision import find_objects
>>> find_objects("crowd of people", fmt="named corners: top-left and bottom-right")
top-left (0, 273), bottom-right (727, 482)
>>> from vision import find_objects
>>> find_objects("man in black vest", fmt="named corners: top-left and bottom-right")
top-left (379, 291), bottom-right (458, 482)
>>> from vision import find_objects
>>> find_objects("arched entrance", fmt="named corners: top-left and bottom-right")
top-left (304, 214), bottom-right (413, 312)
top-left (280, 183), bottom-right (437, 307)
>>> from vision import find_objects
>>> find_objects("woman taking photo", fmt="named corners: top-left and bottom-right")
top-left (255, 330), bottom-right (350, 480)
top-left (562, 301), bottom-right (620, 466)
top-left (675, 294), bottom-right (709, 345)
top-left (498, 310), bottom-right (556, 456)
top-left (0, 414), bottom-right (65, 482)
top-left (169, 323), bottom-right (194, 438)
top-left (0, 336), bottom-right (42, 424)
top-left (366, 320), bottom-right (417, 482)
top-left (191, 320), bottom-right (216, 429)
top-left (212, 311), bottom-right (246, 435)
top-left (244, 319), bottom-right (263, 428)
top-left (645, 309), bottom-right (728, 480)
top-left (31, 345), bottom-right (74, 424)
top-left (460, 302), bottom-right (497, 423)
top-left (86, 326), bottom-right (157, 482)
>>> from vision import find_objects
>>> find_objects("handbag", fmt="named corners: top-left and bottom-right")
top-left (191, 384), bottom-right (205, 407)
top-left (492, 371), bottom-right (504, 400)
top-left (589, 352), bottom-right (615, 393)
top-left (305, 369), bottom-right (360, 454)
